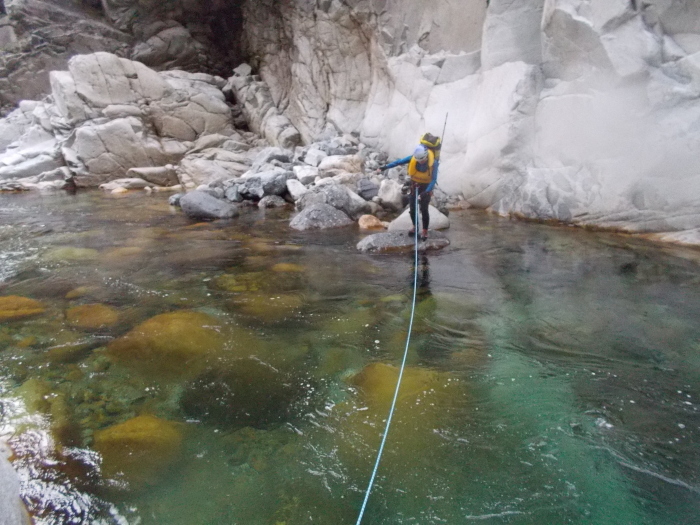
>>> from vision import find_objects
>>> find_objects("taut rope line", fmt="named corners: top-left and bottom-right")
top-left (355, 114), bottom-right (448, 524)
top-left (355, 188), bottom-right (421, 525)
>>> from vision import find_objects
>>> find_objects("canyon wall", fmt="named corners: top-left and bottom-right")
top-left (1, 0), bottom-right (700, 243)
top-left (243, 0), bottom-right (700, 244)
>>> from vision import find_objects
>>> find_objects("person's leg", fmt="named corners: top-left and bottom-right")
top-left (419, 185), bottom-right (430, 236)
top-left (408, 183), bottom-right (417, 233)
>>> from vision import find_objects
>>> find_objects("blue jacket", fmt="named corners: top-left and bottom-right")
top-left (385, 155), bottom-right (439, 192)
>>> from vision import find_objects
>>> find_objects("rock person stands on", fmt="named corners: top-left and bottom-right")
top-left (380, 134), bottom-right (441, 240)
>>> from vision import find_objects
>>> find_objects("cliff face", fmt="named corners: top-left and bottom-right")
top-left (242, 0), bottom-right (700, 244)
top-left (0, 0), bottom-right (244, 113)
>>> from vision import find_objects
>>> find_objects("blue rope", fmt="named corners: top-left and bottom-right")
top-left (355, 189), bottom-right (421, 525)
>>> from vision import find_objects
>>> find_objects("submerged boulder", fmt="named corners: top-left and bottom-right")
top-left (333, 363), bottom-right (463, 478)
top-left (93, 415), bottom-right (183, 488)
top-left (180, 358), bottom-right (306, 430)
top-left (106, 311), bottom-right (228, 378)
top-left (0, 296), bottom-right (46, 321)
top-left (66, 304), bottom-right (119, 330)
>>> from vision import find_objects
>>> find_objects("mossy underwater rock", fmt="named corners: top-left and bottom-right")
top-left (93, 415), bottom-right (183, 488)
top-left (106, 311), bottom-right (229, 379)
top-left (229, 293), bottom-right (304, 321)
top-left (271, 263), bottom-right (306, 273)
top-left (333, 363), bottom-right (463, 477)
top-left (181, 358), bottom-right (306, 430)
top-left (66, 304), bottom-right (119, 330)
top-left (0, 296), bottom-right (46, 321)
top-left (44, 247), bottom-right (100, 263)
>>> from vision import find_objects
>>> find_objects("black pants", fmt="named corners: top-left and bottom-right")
top-left (409, 182), bottom-right (431, 231)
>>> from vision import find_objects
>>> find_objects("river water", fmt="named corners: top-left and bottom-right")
top-left (0, 191), bottom-right (698, 524)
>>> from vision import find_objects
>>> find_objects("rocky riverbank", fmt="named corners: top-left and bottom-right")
top-left (2, 0), bottom-right (700, 245)
top-left (0, 51), bottom-right (455, 242)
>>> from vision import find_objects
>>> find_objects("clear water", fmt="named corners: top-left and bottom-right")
top-left (0, 191), bottom-right (699, 525)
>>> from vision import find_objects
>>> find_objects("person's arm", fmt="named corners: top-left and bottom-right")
top-left (425, 159), bottom-right (439, 192)
top-left (382, 155), bottom-right (412, 170)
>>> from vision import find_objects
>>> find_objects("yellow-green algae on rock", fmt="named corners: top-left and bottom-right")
top-left (66, 304), bottom-right (119, 330)
top-left (93, 414), bottom-right (183, 487)
top-left (106, 311), bottom-right (228, 378)
top-left (44, 247), bottom-right (99, 263)
top-left (0, 296), bottom-right (46, 321)
top-left (271, 263), bottom-right (306, 273)
top-left (229, 293), bottom-right (304, 321)
top-left (333, 362), bottom-right (464, 478)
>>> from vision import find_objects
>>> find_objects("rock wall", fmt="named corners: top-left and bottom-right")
top-left (0, 0), bottom-right (245, 113)
top-left (1, 0), bottom-right (700, 244)
top-left (242, 0), bottom-right (700, 244)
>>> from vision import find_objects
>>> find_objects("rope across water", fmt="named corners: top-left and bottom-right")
top-left (355, 189), bottom-right (422, 525)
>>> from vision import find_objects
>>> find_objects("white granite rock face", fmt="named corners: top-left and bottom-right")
top-left (240, 0), bottom-right (700, 245)
top-left (1, 0), bottom-right (700, 243)
top-left (0, 52), bottom-right (240, 188)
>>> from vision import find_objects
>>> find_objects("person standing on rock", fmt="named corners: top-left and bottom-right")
top-left (379, 134), bottom-right (441, 240)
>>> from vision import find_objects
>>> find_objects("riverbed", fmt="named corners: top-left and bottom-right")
top-left (0, 191), bottom-right (698, 524)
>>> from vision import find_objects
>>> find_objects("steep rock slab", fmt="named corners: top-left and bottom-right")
top-left (51, 52), bottom-right (170, 125)
top-left (458, 62), bottom-right (542, 209)
top-left (0, 0), bottom-right (130, 110)
top-left (63, 117), bottom-right (169, 186)
top-left (226, 71), bottom-right (301, 149)
top-left (481, 0), bottom-right (545, 70)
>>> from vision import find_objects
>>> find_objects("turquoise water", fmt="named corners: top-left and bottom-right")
top-left (0, 191), bottom-right (698, 524)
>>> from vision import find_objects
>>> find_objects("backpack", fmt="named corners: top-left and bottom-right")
top-left (420, 133), bottom-right (442, 161)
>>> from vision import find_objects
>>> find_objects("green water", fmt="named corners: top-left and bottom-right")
top-left (0, 191), bottom-right (699, 524)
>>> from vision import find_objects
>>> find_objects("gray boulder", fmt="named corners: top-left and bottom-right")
top-left (258, 195), bottom-right (288, 208)
top-left (251, 147), bottom-right (294, 171)
top-left (357, 231), bottom-right (450, 253)
top-left (377, 179), bottom-right (404, 211)
top-left (286, 178), bottom-right (308, 201)
top-left (169, 193), bottom-right (184, 206)
top-left (356, 178), bottom-right (380, 200)
top-left (238, 176), bottom-right (265, 200)
top-left (259, 169), bottom-right (293, 196)
top-left (180, 190), bottom-right (239, 220)
top-left (224, 184), bottom-right (243, 202)
top-left (297, 182), bottom-right (370, 219)
top-left (0, 443), bottom-right (30, 525)
top-left (289, 203), bottom-right (353, 230)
